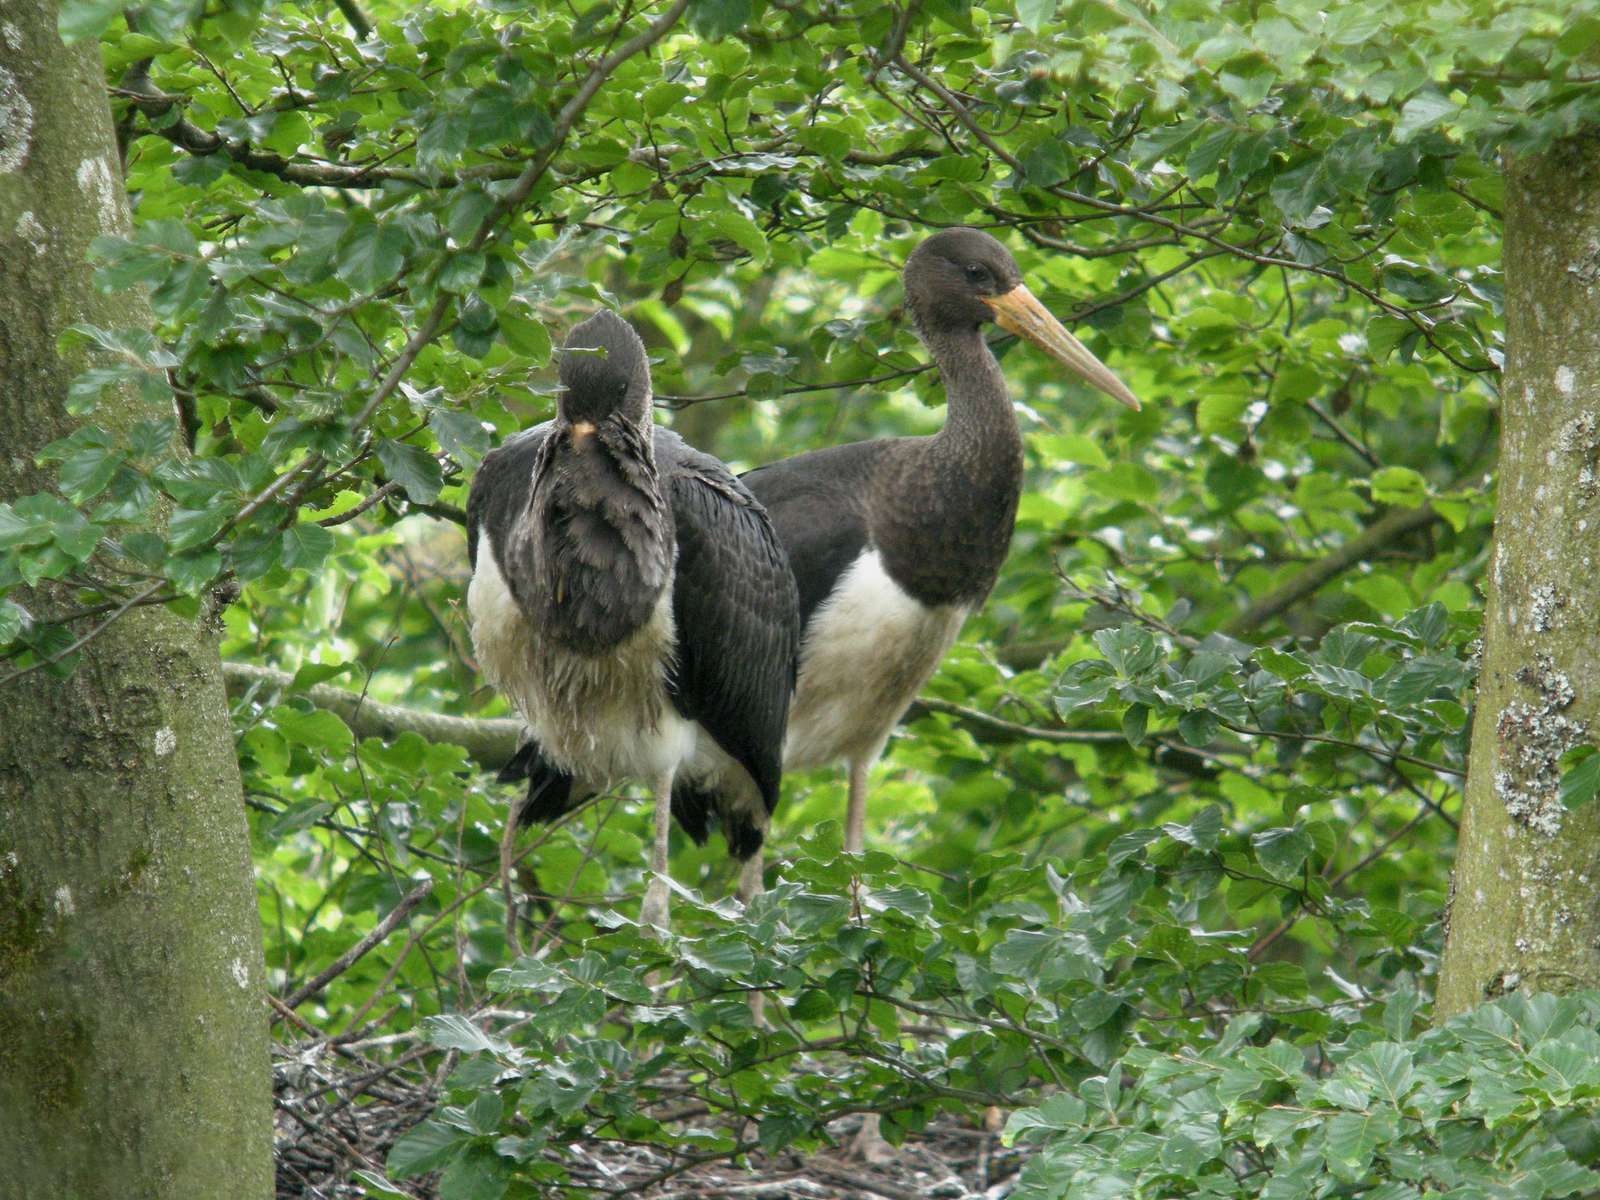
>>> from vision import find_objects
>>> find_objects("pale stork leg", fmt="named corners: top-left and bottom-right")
top-left (737, 807), bottom-right (770, 1024)
top-left (499, 789), bottom-right (530, 956)
top-left (844, 755), bottom-right (893, 1159)
top-left (844, 755), bottom-right (872, 853)
top-left (640, 769), bottom-right (674, 933)
top-left (847, 1112), bottom-right (896, 1165)
top-left (737, 852), bottom-right (764, 904)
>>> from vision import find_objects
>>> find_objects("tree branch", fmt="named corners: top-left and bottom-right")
top-left (222, 662), bottom-right (522, 768)
top-left (1222, 504), bottom-right (1441, 637)
top-left (276, 878), bottom-right (433, 1014)
top-left (332, 0), bottom-right (373, 40)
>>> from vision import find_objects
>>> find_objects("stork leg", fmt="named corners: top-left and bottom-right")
top-left (843, 757), bottom-right (892, 1157)
top-left (737, 850), bottom-right (767, 1024)
top-left (844, 755), bottom-right (872, 853)
top-left (846, 1112), bottom-right (896, 1165)
top-left (640, 769), bottom-right (674, 933)
top-left (737, 852), bottom-right (764, 905)
top-left (500, 789), bottom-right (530, 956)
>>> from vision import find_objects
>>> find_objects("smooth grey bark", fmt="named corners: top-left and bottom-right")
top-left (0, 7), bottom-right (272, 1196)
top-left (1436, 137), bottom-right (1600, 1018)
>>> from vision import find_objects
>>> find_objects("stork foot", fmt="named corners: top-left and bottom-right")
top-left (843, 1113), bottom-right (898, 1165)
top-left (640, 875), bottom-right (670, 934)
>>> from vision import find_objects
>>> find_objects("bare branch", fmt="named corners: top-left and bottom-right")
top-left (222, 661), bottom-right (522, 768)
top-left (1222, 504), bottom-right (1442, 637)
top-left (277, 879), bottom-right (434, 1014)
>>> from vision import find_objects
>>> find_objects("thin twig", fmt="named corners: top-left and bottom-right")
top-left (277, 879), bottom-right (434, 1014)
top-left (0, 579), bottom-right (167, 690)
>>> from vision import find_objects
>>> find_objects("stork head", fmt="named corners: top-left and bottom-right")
top-left (904, 227), bottom-right (1139, 410)
top-left (557, 310), bottom-right (652, 429)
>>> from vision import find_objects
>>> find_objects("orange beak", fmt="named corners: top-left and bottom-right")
top-left (982, 284), bottom-right (1140, 410)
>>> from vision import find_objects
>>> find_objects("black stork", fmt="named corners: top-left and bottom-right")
top-left (465, 310), bottom-right (800, 929)
top-left (742, 227), bottom-right (1140, 853)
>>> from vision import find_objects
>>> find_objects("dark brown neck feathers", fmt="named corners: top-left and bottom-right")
top-left (871, 324), bottom-right (1025, 608)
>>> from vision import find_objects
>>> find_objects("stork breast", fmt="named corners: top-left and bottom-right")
top-left (467, 530), bottom-right (691, 784)
top-left (783, 547), bottom-right (967, 770)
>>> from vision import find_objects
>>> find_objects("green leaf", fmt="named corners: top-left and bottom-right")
top-left (1349, 1042), bottom-right (1415, 1106)
top-left (387, 1121), bottom-right (465, 1178)
top-left (166, 503), bottom-right (228, 552)
top-left (1088, 462), bottom-right (1159, 503)
top-left (424, 1013), bottom-right (512, 1055)
top-left (1396, 91), bottom-right (1456, 140)
top-left (438, 251), bottom-right (487, 294)
top-left (703, 209), bottom-right (769, 263)
top-left (337, 222), bottom-right (409, 292)
top-left (1121, 702), bottom-right (1149, 745)
top-left (1004, 1092), bottom-right (1087, 1142)
top-left (1178, 709), bottom-right (1219, 747)
top-left (1252, 825), bottom-right (1313, 880)
top-left (376, 441), bottom-right (444, 504)
top-left (689, 0), bottom-right (752, 39)
top-left (56, 447), bottom-right (126, 504)
top-left (1016, 0), bottom-right (1057, 33)
top-left (1386, 655), bottom-right (1469, 705)
top-left (757, 1110), bottom-right (810, 1153)
top-left (1094, 626), bottom-right (1161, 677)
top-left (58, 0), bottom-right (124, 41)
top-left (500, 312), bottom-right (553, 362)
top-left (683, 936), bottom-right (755, 976)
top-left (438, 1147), bottom-right (511, 1200)
top-left (1323, 1110), bottom-right (1395, 1179)
top-left (1370, 466), bottom-right (1428, 507)
top-left (281, 523), bottom-right (335, 572)
top-left (1035, 433), bottom-right (1109, 469)
top-left (1197, 392), bottom-right (1251, 438)
top-left (274, 708), bottom-right (355, 754)
top-left (0, 599), bottom-right (29, 643)
top-left (430, 410), bottom-right (491, 468)
top-left (163, 548), bottom-right (221, 595)
top-left (1560, 750), bottom-right (1600, 810)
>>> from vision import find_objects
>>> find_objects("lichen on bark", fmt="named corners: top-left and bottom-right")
top-left (0, 6), bottom-right (272, 1196)
top-left (1436, 134), bottom-right (1600, 1018)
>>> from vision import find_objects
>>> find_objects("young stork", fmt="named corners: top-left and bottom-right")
top-left (743, 228), bottom-right (1141, 853)
top-left (466, 311), bottom-right (799, 929)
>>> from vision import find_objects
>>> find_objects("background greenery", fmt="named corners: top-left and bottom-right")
top-left (7, 0), bottom-right (1600, 1194)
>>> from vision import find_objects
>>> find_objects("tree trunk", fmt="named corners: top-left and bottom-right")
top-left (1436, 136), bottom-right (1600, 1018)
top-left (0, 8), bottom-right (273, 1196)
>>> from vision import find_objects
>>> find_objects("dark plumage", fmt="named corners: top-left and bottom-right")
top-left (742, 227), bottom-right (1141, 851)
top-left (466, 310), bottom-right (800, 926)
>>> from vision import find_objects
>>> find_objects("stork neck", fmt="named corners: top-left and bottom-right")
top-left (925, 324), bottom-right (1020, 458)
top-left (865, 322), bottom-right (1025, 609)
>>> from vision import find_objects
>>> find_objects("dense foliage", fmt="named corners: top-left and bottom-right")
top-left (8, 0), bottom-right (1600, 1194)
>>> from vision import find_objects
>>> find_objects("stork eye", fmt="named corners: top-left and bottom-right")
top-left (964, 262), bottom-right (992, 287)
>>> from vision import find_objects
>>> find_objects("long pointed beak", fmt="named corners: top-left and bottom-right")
top-left (983, 285), bottom-right (1141, 410)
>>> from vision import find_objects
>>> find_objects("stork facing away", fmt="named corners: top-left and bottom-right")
top-left (466, 311), bottom-right (800, 929)
top-left (743, 227), bottom-right (1141, 854)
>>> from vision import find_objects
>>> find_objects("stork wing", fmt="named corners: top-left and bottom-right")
top-left (661, 435), bottom-right (800, 816)
top-left (466, 424), bottom-right (552, 571)
top-left (740, 440), bottom-right (879, 626)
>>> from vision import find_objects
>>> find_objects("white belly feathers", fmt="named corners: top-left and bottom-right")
top-left (468, 533), bottom-right (694, 786)
top-left (783, 548), bottom-right (967, 770)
